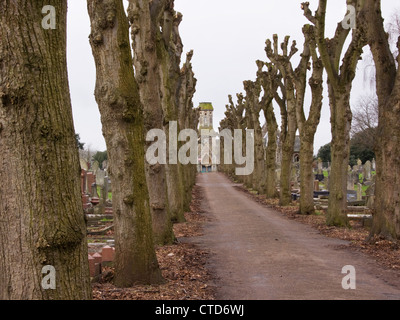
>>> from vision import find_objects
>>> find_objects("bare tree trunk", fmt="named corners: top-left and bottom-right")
top-left (362, 0), bottom-right (400, 239)
top-left (279, 100), bottom-right (297, 206)
top-left (177, 51), bottom-right (198, 209)
top-left (258, 62), bottom-right (280, 199)
top-left (265, 35), bottom-right (300, 206)
top-left (244, 80), bottom-right (265, 194)
top-left (264, 103), bottom-right (279, 199)
top-left (326, 89), bottom-right (353, 226)
top-left (128, 0), bottom-right (175, 244)
top-left (0, 1), bottom-right (91, 299)
top-left (297, 25), bottom-right (324, 215)
top-left (156, 2), bottom-right (188, 224)
top-left (219, 94), bottom-right (246, 183)
top-left (302, 0), bottom-right (366, 226)
top-left (87, 0), bottom-right (163, 286)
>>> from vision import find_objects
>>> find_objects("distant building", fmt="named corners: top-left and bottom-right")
top-left (198, 102), bottom-right (217, 173)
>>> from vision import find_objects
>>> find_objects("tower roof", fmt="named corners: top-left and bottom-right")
top-left (199, 102), bottom-right (214, 111)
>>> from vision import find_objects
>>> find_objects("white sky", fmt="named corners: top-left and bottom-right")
top-left (67, 0), bottom-right (399, 154)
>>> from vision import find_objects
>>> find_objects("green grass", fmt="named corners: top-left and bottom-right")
top-left (96, 186), bottom-right (112, 200)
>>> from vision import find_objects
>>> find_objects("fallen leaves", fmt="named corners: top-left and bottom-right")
top-left (235, 182), bottom-right (400, 272)
top-left (92, 184), bottom-right (216, 301)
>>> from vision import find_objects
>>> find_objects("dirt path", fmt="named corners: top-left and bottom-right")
top-left (187, 172), bottom-right (400, 300)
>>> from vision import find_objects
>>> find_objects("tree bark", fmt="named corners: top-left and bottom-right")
top-left (265, 35), bottom-right (300, 206)
top-left (0, 1), bottom-right (91, 299)
top-left (361, 0), bottom-right (400, 239)
top-left (258, 62), bottom-right (280, 199)
top-left (302, 0), bottom-right (366, 226)
top-left (128, 0), bottom-right (175, 244)
top-left (177, 51), bottom-right (198, 209)
top-left (297, 25), bottom-right (324, 215)
top-left (243, 80), bottom-right (265, 194)
top-left (87, 0), bottom-right (163, 286)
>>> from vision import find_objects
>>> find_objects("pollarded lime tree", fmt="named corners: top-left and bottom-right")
top-left (302, 0), bottom-right (367, 226)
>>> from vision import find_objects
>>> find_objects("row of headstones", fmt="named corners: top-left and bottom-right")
top-left (81, 168), bottom-right (113, 215)
top-left (312, 159), bottom-right (376, 190)
top-left (89, 245), bottom-right (115, 278)
top-left (312, 159), bottom-right (376, 208)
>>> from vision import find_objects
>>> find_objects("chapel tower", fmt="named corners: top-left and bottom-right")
top-left (198, 102), bottom-right (217, 172)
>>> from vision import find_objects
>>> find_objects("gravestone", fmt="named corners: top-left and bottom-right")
top-left (366, 176), bottom-right (376, 209)
top-left (86, 172), bottom-right (96, 195)
top-left (91, 183), bottom-right (98, 198)
top-left (317, 158), bottom-right (323, 175)
top-left (357, 183), bottom-right (363, 201)
top-left (314, 180), bottom-right (320, 192)
top-left (80, 158), bottom-right (89, 171)
top-left (347, 190), bottom-right (357, 202)
top-left (96, 169), bottom-right (105, 187)
top-left (347, 166), bottom-right (354, 190)
top-left (364, 160), bottom-right (372, 181)
top-left (92, 160), bottom-right (100, 173)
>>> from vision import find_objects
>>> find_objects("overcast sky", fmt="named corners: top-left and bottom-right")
top-left (67, 0), bottom-right (399, 154)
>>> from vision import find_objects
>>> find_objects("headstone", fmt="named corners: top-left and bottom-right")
top-left (347, 166), bottom-right (354, 190)
top-left (80, 158), bottom-right (89, 171)
top-left (91, 183), bottom-right (98, 198)
top-left (92, 252), bottom-right (102, 265)
top-left (357, 183), bottom-right (363, 201)
top-left (364, 160), bottom-right (372, 181)
top-left (96, 169), bottom-right (105, 187)
top-left (365, 176), bottom-right (376, 209)
top-left (347, 190), bottom-right (357, 202)
top-left (317, 158), bottom-right (323, 175)
top-left (86, 172), bottom-right (96, 195)
top-left (101, 246), bottom-right (115, 263)
top-left (92, 160), bottom-right (100, 173)
top-left (372, 158), bottom-right (376, 171)
top-left (88, 255), bottom-right (96, 277)
top-left (314, 180), bottom-right (320, 192)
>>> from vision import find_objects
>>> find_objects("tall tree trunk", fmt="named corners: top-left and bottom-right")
top-left (161, 9), bottom-right (185, 223)
top-left (243, 80), bottom-right (265, 194)
top-left (0, 1), bottom-right (91, 299)
top-left (87, 0), bottom-right (163, 286)
top-left (177, 51), bottom-right (197, 209)
top-left (128, 0), bottom-right (175, 245)
top-left (302, 0), bottom-right (366, 226)
top-left (258, 62), bottom-right (280, 199)
top-left (279, 99), bottom-right (297, 206)
top-left (265, 35), bottom-right (300, 206)
top-left (326, 89), bottom-right (353, 226)
top-left (362, 0), bottom-right (400, 239)
top-left (297, 25), bottom-right (324, 215)
top-left (263, 102), bottom-right (279, 199)
top-left (299, 140), bottom-right (316, 214)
